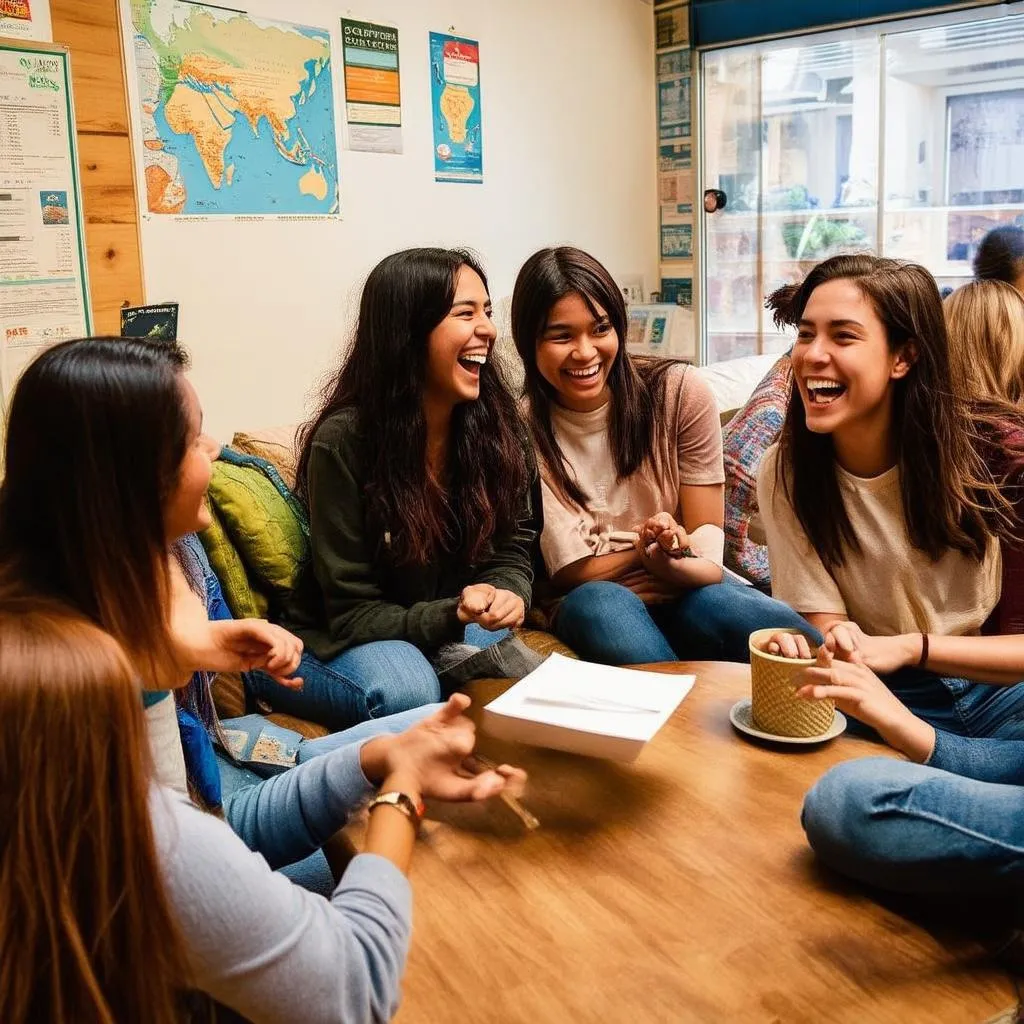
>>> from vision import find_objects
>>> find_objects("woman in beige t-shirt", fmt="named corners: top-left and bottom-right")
top-left (757, 253), bottom-right (1024, 739)
top-left (511, 246), bottom-right (812, 664)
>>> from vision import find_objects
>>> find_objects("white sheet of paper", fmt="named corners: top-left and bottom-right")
top-left (485, 653), bottom-right (695, 742)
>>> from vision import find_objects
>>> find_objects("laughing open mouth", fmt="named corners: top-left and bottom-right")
top-left (564, 364), bottom-right (601, 381)
top-left (458, 352), bottom-right (487, 373)
top-left (806, 377), bottom-right (847, 406)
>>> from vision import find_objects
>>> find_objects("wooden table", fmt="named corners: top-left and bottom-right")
top-left (388, 662), bottom-right (1015, 1024)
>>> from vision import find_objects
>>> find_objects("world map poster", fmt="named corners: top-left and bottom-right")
top-left (122, 0), bottom-right (340, 217)
top-left (429, 32), bottom-right (483, 184)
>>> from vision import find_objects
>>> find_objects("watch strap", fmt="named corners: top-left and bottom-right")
top-left (367, 790), bottom-right (425, 826)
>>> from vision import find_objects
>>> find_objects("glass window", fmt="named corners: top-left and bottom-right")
top-left (700, 5), bottom-right (1024, 362)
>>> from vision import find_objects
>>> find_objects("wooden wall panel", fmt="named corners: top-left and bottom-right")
top-left (51, 0), bottom-right (144, 333)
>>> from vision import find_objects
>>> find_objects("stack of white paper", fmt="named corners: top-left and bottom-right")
top-left (482, 653), bottom-right (696, 761)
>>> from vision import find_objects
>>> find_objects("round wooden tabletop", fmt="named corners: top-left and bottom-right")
top-left (359, 661), bottom-right (1015, 1024)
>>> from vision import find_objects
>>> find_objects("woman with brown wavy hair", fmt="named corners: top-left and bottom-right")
top-left (759, 254), bottom-right (1024, 738)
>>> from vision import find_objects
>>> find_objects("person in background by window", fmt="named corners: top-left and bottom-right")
top-left (974, 225), bottom-right (1024, 295)
top-left (945, 279), bottom-right (1024, 405)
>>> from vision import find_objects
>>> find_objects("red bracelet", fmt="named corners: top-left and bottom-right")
top-left (917, 632), bottom-right (929, 669)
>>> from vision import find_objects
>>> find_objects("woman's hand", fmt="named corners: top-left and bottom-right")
top-left (192, 619), bottom-right (304, 689)
top-left (457, 584), bottom-right (525, 631)
top-left (635, 514), bottom-right (687, 585)
top-left (823, 621), bottom-right (920, 675)
top-left (797, 646), bottom-right (935, 761)
top-left (362, 694), bottom-right (527, 802)
top-left (764, 631), bottom-right (815, 660)
top-left (636, 513), bottom-right (689, 558)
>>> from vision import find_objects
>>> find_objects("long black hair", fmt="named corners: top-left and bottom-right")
top-left (295, 247), bottom-right (529, 567)
top-left (0, 336), bottom-right (190, 681)
top-left (511, 246), bottom-right (676, 508)
top-left (767, 254), bottom-right (1018, 571)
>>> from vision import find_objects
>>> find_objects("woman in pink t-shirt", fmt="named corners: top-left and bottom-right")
top-left (511, 246), bottom-right (811, 664)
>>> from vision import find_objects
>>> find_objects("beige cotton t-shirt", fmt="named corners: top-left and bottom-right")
top-left (539, 363), bottom-right (725, 578)
top-left (756, 444), bottom-right (1002, 636)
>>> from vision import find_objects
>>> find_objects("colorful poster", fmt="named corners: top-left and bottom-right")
top-left (341, 18), bottom-right (401, 154)
top-left (659, 169), bottom-right (693, 213)
top-left (659, 142), bottom-right (692, 171)
top-left (661, 221), bottom-right (693, 259)
top-left (655, 4), bottom-right (688, 50)
top-left (0, 0), bottom-right (51, 41)
top-left (429, 32), bottom-right (483, 184)
top-left (657, 48), bottom-right (690, 78)
top-left (661, 277), bottom-right (693, 307)
top-left (121, 303), bottom-right (179, 340)
top-left (658, 74), bottom-right (691, 140)
top-left (0, 43), bottom-right (91, 401)
top-left (121, 1), bottom-right (340, 217)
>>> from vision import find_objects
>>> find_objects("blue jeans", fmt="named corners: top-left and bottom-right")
top-left (802, 757), bottom-right (1024, 894)
top-left (219, 705), bottom-right (439, 894)
top-left (879, 669), bottom-right (1024, 741)
top-left (554, 578), bottom-right (816, 664)
top-left (554, 579), bottom-right (1024, 739)
top-left (246, 624), bottom-right (508, 731)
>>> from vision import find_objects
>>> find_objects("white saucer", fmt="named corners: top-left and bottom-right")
top-left (729, 698), bottom-right (847, 745)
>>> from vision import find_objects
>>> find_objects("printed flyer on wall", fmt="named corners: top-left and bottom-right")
top-left (0, 0), bottom-right (51, 42)
top-left (429, 32), bottom-right (483, 183)
top-left (0, 42), bottom-right (91, 403)
top-left (655, 3), bottom-right (688, 49)
top-left (661, 219), bottom-right (693, 260)
top-left (341, 18), bottom-right (402, 154)
top-left (658, 73), bottom-right (691, 141)
top-left (660, 277), bottom-right (693, 307)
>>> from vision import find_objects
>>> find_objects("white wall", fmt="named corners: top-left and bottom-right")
top-left (134, 0), bottom-right (658, 440)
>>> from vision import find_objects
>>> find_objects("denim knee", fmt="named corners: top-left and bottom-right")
top-left (802, 758), bottom-right (899, 863)
top-left (557, 580), bottom-right (647, 625)
top-left (341, 640), bottom-right (442, 718)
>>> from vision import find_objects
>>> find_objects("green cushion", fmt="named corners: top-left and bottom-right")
top-left (206, 460), bottom-right (308, 599)
top-left (199, 503), bottom-right (269, 619)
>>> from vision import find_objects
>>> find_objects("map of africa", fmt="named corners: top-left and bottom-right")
top-left (126, 0), bottom-right (339, 216)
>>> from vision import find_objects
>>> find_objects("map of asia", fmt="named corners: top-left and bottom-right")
top-left (125, 0), bottom-right (340, 216)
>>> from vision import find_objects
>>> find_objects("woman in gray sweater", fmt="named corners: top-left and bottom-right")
top-left (0, 597), bottom-right (520, 1024)
top-left (0, 336), bottom-right (525, 1023)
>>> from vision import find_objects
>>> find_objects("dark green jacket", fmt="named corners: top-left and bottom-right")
top-left (280, 408), bottom-right (540, 660)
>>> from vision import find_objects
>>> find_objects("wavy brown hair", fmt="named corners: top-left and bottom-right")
top-left (0, 592), bottom-right (190, 1023)
top-left (766, 254), bottom-right (1022, 571)
top-left (295, 248), bottom-right (530, 567)
top-left (511, 246), bottom-right (677, 508)
top-left (0, 337), bottom-right (188, 685)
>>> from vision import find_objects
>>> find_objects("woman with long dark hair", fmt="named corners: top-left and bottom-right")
top-left (759, 254), bottom-right (1024, 737)
top-left (262, 248), bottom-right (539, 729)
top-left (511, 245), bottom-right (809, 665)
top-left (0, 337), bottom-right (524, 1022)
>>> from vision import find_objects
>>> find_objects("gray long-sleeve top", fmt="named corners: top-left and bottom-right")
top-left (149, 741), bottom-right (411, 1023)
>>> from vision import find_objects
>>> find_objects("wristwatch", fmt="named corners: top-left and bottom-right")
top-left (367, 790), bottom-right (425, 827)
